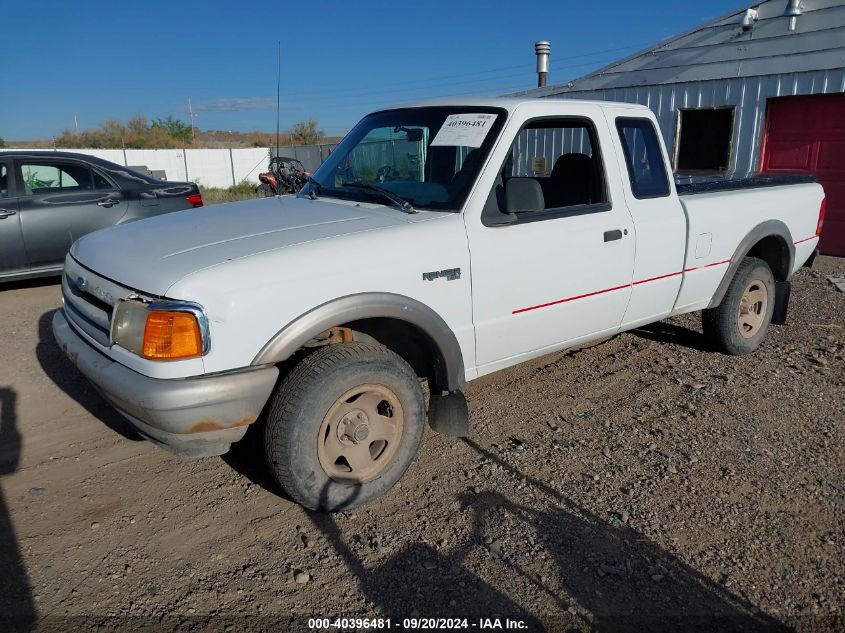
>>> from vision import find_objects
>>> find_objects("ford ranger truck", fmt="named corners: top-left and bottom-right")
top-left (53, 99), bottom-right (825, 511)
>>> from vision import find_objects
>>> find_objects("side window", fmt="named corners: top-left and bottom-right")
top-left (615, 118), bottom-right (670, 199)
top-left (92, 169), bottom-right (115, 190)
top-left (486, 118), bottom-right (609, 225)
top-left (0, 164), bottom-right (8, 198)
top-left (20, 162), bottom-right (92, 195)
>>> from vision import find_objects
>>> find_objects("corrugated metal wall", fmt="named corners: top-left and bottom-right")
top-left (508, 127), bottom-right (592, 176)
top-left (554, 68), bottom-right (845, 173)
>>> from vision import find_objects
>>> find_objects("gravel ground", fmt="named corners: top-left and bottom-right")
top-left (0, 256), bottom-right (843, 632)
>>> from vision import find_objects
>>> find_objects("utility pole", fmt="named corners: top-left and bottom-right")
top-left (187, 98), bottom-right (196, 139)
top-left (73, 115), bottom-right (79, 134)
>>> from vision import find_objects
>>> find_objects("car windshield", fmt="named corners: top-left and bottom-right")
top-left (305, 106), bottom-right (507, 211)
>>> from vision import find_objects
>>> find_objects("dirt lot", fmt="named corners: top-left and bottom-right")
top-left (0, 257), bottom-right (843, 632)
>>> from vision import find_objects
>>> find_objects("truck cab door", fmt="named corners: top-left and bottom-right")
top-left (611, 116), bottom-right (687, 329)
top-left (0, 160), bottom-right (28, 278)
top-left (466, 114), bottom-right (635, 376)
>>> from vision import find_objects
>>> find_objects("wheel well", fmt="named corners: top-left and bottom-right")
top-left (343, 317), bottom-right (447, 392)
top-left (746, 235), bottom-right (791, 281)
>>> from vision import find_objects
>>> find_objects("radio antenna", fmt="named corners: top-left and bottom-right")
top-left (275, 41), bottom-right (281, 159)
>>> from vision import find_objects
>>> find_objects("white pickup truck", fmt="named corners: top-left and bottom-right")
top-left (53, 98), bottom-right (825, 510)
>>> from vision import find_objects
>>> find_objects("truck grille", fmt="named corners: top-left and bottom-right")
top-left (61, 256), bottom-right (134, 348)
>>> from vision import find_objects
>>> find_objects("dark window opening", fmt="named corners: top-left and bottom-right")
top-left (676, 108), bottom-right (734, 172)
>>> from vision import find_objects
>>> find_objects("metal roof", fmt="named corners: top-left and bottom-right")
top-left (517, 0), bottom-right (845, 96)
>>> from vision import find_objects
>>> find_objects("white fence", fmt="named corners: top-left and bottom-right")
top-left (8, 147), bottom-right (272, 188)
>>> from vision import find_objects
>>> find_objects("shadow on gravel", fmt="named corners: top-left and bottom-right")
top-left (36, 310), bottom-right (140, 442)
top-left (307, 484), bottom-right (545, 631)
top-left (458, 438), bottom-right (788, 632)
top-left (631, 320), bottom-right (711, 352)
top-left (221, 419), bottom-right (290, 497)
top-left (301, 437), bottom-right (790, 632)
top-left (0, 387), bottom-right (38, 631)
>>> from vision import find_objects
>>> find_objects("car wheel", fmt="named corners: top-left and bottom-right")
top-left (264, 342), bottom-right (425, 511)
top-left (702, 257), bottom-right (776, 355)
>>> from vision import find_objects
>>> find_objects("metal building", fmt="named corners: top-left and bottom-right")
top-left (518, 0), bottom-right (845, 255)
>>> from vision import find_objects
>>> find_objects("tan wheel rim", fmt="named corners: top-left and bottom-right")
top-left (317, 383), bottom-right (404, 484)
top-left (736, 279), bottom-right (769, 339)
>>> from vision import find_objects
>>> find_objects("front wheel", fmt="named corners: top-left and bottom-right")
top-left (702, 257), bottom-right (776, 355)
top-left (263, 342), bottom-right (425, 511)
top-left (256, 183), bottom-right (274, 197)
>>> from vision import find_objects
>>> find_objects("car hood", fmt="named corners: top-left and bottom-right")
top-left (71, 195), bottom-right (415, 296)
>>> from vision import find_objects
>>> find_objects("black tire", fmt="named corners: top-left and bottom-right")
top-left (263, 342), bottom-right (425, 511)
top-left (256, 183), bottom-right (273, 197)
top-left (702, 257), bottom-right (776, 355)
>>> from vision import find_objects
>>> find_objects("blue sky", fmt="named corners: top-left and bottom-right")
top-left (2, 0), bottom-right (746, 141)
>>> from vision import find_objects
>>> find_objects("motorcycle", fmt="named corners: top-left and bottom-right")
top-left (256, 156), bottom-right (309, 196)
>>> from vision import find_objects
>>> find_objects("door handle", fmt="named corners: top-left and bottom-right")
top-left (0, 208), bottom-right (17, 219)
top-left (97, 198), bottom-right (120, 208)
top-left (603, 229), bottom-right (623, 242)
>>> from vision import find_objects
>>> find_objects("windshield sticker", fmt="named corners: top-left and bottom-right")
top-left (431, 113), bottom-right (498, 148)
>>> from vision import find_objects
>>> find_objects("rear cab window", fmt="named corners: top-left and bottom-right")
top-left (615, 118), bottom-right (671, 199)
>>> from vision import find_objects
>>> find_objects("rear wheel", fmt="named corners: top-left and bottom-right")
top-left (702, 257), bottom-right (775, 355)
top-left (264, 342), bottom-right (425, 511)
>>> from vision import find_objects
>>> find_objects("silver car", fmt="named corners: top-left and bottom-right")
top-left (0, 151), bottom-right (203, 283)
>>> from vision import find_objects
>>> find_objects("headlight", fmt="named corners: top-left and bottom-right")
top-left (111, 299), bottom-right (210, 360)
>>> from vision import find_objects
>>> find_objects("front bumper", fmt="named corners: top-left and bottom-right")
top-left (52, 309), bottom-right (279, 458)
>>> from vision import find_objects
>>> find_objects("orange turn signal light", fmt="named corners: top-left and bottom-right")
top-left (142, 311), bottom-right (203, 360)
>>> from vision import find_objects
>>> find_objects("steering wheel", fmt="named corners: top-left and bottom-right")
top-left (376, 165), bottom-right (393, 182)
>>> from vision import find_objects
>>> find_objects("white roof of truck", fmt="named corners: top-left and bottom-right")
top-left (377, 96), bottom-right (652, 114)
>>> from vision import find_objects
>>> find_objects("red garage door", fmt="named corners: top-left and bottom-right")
top-left (760, 93), bottom-right (845, 256)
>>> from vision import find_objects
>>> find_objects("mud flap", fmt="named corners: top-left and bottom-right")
top-left (428, 391), bottom-right (470, 437)
top-left (772, 281), bottom-right (791, 325)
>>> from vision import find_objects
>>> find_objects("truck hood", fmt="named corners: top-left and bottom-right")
top-left (71, 195), bottom-right (413, 296)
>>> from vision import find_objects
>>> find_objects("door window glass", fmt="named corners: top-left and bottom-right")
top-left (0, 165), bottom-right (8, 198)
top-left (485, 118), bottom-right (609, 226)
top-left (20, 162), bottom-right (92, 195)
top-left (92, 170), bottom-right (115, 190)
top-left (615, 118), bottom-right (670, 199)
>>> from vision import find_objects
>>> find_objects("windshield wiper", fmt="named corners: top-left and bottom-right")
top-left (340, 182), bottom-right (416, 214)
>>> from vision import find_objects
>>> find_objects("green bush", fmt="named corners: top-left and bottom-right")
top-left (199, 180), bottom-right (259, 203)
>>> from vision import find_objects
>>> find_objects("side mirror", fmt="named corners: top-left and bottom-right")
top-left (505, 178), bottom-right (545, 214)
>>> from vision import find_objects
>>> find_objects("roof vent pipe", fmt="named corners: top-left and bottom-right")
top-left (535, 41), bottom-right (550, 88)
top-left (741, 8), bottom-right (758, 30)
top-left (784, 0), bottom-right (803, 31)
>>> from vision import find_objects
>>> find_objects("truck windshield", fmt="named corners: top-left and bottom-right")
top-left (305, 106), bottom-right (507, 211)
